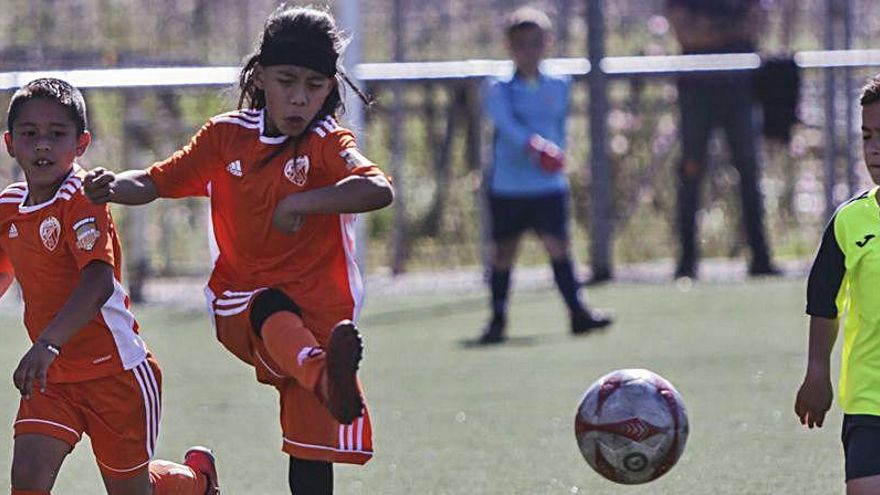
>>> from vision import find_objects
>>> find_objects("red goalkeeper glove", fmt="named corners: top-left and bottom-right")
top-left (527, 135), bottom-right (565, 172)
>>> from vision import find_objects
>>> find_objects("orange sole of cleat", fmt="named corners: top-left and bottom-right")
top-left (184, 446), bottom-right (220, 495)
top-left (326, 320), bottom-right (364, 425)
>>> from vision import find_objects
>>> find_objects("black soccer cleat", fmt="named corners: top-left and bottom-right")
top-left (325, 320), bottom-right (365, 425)
top-left (571, 309), bottom-right (612, 336)
top-left (477, 314), bottom-right (507, 345)
top-left (673, 262), bottom-right (697, 280)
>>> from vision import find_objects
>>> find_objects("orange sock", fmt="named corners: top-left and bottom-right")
top-left (261, 311), bottom-right (326, 391)
top-left (149, 460), bottom-right (207, 495)
top-left (11, 490), bottom-right (50, 495)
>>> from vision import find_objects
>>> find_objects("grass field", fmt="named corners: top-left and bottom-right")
top-left (0, 278), bottom-right (846, 494)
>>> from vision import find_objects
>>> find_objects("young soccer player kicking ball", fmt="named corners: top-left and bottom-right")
top-left (3, 78), bottom-right (219, 495)
top-left (795, 73), bottom-right (880, 495)
top-left (84, 5), bottom-right (394, 494)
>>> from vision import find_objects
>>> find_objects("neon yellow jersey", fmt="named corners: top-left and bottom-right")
top-left (807, 186), bottom-right (880, 414)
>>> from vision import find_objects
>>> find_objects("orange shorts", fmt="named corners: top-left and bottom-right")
top-left (14, 356), bottom-right (162, 478)
top-left (206, 285), bottom-right (373, 465)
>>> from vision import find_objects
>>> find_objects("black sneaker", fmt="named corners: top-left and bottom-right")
top-left (748, 263), bottom-right (783, 277)
top-left (477, 315), bottom-right (506, 344)
top-left (587, 268), bottom-right (613, 286)
top-left (674, 262), bottom-right (697, 280)
top-left (571, 309), bottom-right (612, 336)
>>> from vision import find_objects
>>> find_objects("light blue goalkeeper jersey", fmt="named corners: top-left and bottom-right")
top-left (483, 70), bottom-right (570, 197)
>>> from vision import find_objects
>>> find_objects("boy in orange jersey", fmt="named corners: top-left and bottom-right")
top-left (84, 6), bottom-right (394, 493)
top-left (2, 78), bottom-right (219, 495)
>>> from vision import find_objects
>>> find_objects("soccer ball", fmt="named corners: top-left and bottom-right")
top-left (574, 368), bottom-right (689, 484)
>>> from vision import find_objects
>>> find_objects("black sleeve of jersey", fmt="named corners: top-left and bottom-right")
top-left (806, 217), bottom-right (845, 318)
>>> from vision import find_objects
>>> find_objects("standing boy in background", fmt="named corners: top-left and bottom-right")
top-left (477, 6), bottom-right (611, 345)
top-left (2, 78), bottom-right (218, 495)
top-left (795, 74), bottom-right (880, 495)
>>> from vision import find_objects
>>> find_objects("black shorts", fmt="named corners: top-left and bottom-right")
top-left (842, 414), bottom-right (880, 481)
top-left (488, 192), bottom-right (568, 241)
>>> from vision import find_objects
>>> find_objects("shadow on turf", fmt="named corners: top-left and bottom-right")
top-left (360, 297), bottom-right (486, 326)
top-left (459, 334), bottom-right (551, 349)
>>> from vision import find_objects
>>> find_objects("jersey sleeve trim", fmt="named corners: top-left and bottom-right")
top-left (0, 183), bottom-right (26, 204)
top-left (806, 216), bottom-right (845, 318)
top-left (804, 188), bottom-right (874, 318)
top-left (312, 116), bottom-right (340, 138)
top-left (210, 109), bottom-right (261, 130)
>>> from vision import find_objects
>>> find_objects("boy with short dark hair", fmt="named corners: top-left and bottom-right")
top-left (795, 73), bottom-right (880, 495)
top-left (477, 6), bottom-right (611, 344)
top-left (3, 77), bottom-right (218, 495)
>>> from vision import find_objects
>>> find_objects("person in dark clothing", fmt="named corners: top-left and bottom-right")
top-left (667, 0), bottom-right (781, 279)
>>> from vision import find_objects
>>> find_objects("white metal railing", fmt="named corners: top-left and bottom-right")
top-left (0, 66), bottom-right (240, 90)
top-left (1, 47), bottom-right (874, 277)
top-left (3, 49), bottom-right (880, 91)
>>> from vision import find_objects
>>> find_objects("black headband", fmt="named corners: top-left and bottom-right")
top-left (258, 41), bottom-right (338, 77)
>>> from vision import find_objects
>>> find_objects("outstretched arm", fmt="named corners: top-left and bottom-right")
top-left (13, 261), bottom-right (115, 398)
top-left (273, 174), bottom-right (393, 232)
top-left (83, 168), bottom-right (159, 205)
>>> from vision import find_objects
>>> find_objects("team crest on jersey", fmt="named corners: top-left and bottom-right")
top-left (284, 156), bottom-right (310, 186)
top-left (39, 216), bottom-right (61, 251)
top-left (8, 223), bottom-right (17, 239)
top-left (339, 148), bottom-right (371, 171)
top-left (73, 217), bottom-right (101, 252)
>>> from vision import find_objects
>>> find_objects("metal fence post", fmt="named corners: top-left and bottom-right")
top-left (389, 0), bottom-right (409, 275)
top-left (823, 0), bottom-right (838, 220)
top-left (122, 90), bottom-right (150, 302)
top-left (338, 0), bottom-right (369, 271)
top-left (587, 0), bottom-right (613, 281)
top-left (843, 0), bottom-right (857, 197)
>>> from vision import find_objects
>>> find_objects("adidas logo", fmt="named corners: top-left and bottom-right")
top-left (226, 160), bottom-right (243, 177)
top-left (8, 223), bottom-right (17, 239)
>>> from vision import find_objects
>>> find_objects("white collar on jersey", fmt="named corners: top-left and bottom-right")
top-left (18, 166), bottom-right (81, 214)
top-left (259, 108), bottom-right (289, 145)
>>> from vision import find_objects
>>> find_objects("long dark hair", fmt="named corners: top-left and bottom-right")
top-left (237, 4), bottom-right (369, 128)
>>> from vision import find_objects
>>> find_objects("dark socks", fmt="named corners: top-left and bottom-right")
top-left (490, 268), bottom-right (511, 319)
top-left (289, 456), bottom-right (333, 495)
top-left (552, 258), bottom-right (583, 313)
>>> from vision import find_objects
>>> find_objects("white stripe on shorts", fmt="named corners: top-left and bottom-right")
top-left (132, 360), bottom-right (161, 458)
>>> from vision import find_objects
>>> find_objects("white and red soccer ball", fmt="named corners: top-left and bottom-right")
top-left (575, 368), bottom-right (689, 484)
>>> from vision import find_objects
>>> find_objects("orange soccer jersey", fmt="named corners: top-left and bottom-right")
top-left (147, 109), bottom-right (384, 464)
top-left (0, 167), bottom-right (147, 383)
top-left (148, 108), bottom-right (385, 320)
